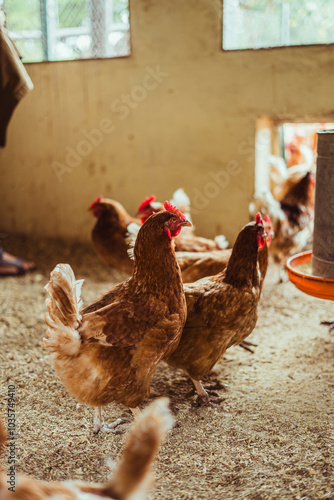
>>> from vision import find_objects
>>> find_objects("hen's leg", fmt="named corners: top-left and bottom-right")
top-left (93, 406), bottom-right (123, 434)
top-left (192, 379), bottom-right (215, 406)
top-left (93, 406), bottom-right (103, 433)
top-left (192, 379), bottom-right (209, 400)
top-left (191, 378), bottom-right (226, 408)
top-left (191, 378), bottom-right (221, 408)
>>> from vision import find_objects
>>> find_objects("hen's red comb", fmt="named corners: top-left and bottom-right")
top-left (90, 195), bottom-right (103, 208)
top-left (137, 195), bottom-right (156, 213)
top-left (164, 200), bottom-right (185, 219)
top-left (256, 212), bottom-right (264, 225)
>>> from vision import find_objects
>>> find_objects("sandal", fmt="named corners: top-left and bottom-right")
top-left (0, 248), bottom-right (36, 277)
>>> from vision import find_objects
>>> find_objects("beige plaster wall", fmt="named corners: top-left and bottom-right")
top-left (1, 0), bottom-right (334, 243)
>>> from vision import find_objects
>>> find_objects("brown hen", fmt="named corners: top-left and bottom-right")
top-left (89, 195), bottom-right (140, 273)
top-left (164, 214), bottom-right (267, 405)
top-left (250, 172), bottom-right (314, 281)
top-left (270, 171), bottom-right (315, 278)
top-left (44, 206), bottom-right (190, 433)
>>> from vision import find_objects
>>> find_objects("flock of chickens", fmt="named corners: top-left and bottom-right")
top-left (0, 170), bottom-right (315, 500)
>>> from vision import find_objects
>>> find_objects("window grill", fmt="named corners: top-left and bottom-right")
top-left (223, 0), bottom-right (334, 51)
top-left (2, 0), bottom-right (130, 62)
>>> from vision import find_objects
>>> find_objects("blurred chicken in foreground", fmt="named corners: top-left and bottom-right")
top-left (164, 214), bottom-right (268, 406)
top-left (250, 171), bottom-right (315, 281)
top-left (44, 205), bottom-right (190, 433)
top-left (0, 398), bottom-right (173, 500)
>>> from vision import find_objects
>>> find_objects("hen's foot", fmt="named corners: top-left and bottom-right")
top-left (0, 250), bottom-right (36, 277)
top-left (93, 406), bottom-right (123, 434)
top-left (207, 390), bottom-right (219, 397)
top-left (320, 320), bottom-right (334, 331)
top-left (206, 381), bottom-right (228, 392)
top-left (93, 418), bottom-right (123, 434)
top-left (192, 394), bottom-right (226, 409)
top-left (190, 378), bottom-right (226, 408)
top-left (238, 340), bottom-right (257, 353)
top-left (278, 267), bottom-right (289, 284)
top-left (186, 388), bottom-right (222, 398)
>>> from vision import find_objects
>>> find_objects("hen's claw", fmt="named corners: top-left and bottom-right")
top-left (320, 320), bottom-right (334, 331)
top-left (239, 340), bottom-right (257, 353)
top-left (93, 418), bottom-right (123, 434)
top-left (94, 419), bottom-right (123, 434)
top-left (206, 381), bottom-right (228, 392)
top-left (93, 406), bottom-right (123, 434)
top-left (190, 379), bottom-right (226, 408)
top-left (192, 395), bottom-right (226, 409)
top-left (207, 390), bottom-right (219, 397)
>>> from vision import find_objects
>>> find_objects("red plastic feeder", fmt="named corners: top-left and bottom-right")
top-left (287, 251), bottom-right (334, 301)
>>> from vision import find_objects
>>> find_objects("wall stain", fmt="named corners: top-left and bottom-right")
top-left (88, 163), bottom-right (96, 176)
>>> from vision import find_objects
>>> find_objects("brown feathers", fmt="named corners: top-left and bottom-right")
top-left (177, 249), bottom-right (231, 283)
top-left (90, 197), bottom-right (140, 273)
top-left (165, 221), bottom-right (267, 394)
top-left (44, 211), bottom-right (187, 419)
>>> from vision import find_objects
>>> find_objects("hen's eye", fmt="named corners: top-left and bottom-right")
top-left (171, 217), bottom-right (176, 222)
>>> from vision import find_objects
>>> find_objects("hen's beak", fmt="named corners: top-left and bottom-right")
top-left (180, 219), bottom-right (192, 227)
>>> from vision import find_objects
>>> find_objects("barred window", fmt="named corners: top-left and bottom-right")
top-left (2, 0), bottom-right (130, 62)
top-left (223, 0), bottom-right (334, 51)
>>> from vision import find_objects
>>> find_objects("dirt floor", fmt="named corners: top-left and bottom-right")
top-left (0, 234), bottom-right (333, 499)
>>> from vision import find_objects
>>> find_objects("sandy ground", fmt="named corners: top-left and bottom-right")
top-left (0, 234), bottom-right (333, 499)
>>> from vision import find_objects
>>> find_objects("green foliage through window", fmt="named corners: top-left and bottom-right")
top-left (223, 0), bottom-right (334, 50)
top-left (2, 0), bottom-right (130, 62)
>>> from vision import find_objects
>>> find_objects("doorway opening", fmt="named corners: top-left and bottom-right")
top-left (255, 118), bottom-right (334, 201)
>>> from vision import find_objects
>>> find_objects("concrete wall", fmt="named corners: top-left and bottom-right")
top-left (1, 0), bottom-right (334, 243)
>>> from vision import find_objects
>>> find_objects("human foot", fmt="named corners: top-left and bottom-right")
top-left (0, 249), bottom-right (36, 276)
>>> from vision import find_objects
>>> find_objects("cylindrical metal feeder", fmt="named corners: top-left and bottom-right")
top-left (312, 130), bottom-right (334, 279)
top-left (287, 129), bottom-right (334, 300)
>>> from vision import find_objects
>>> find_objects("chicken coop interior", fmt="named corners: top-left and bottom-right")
top-left (0, 1), bottom-right (334, 499)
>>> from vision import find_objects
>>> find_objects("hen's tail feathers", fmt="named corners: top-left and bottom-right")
top-left (170, 188), bottom-right (192, 223)
top-left (103, 398), bottom-right (174, 500)
top-left (214, 234), bottom-right (229, 250)
top-left (249, 187), bottom-right (285, 226)
top-left (126, 222), bottom-right (141, 260)
top-left (170, 188), bottom-right (190, 210)
top-left (43, 264), bottom-right (84, 356)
